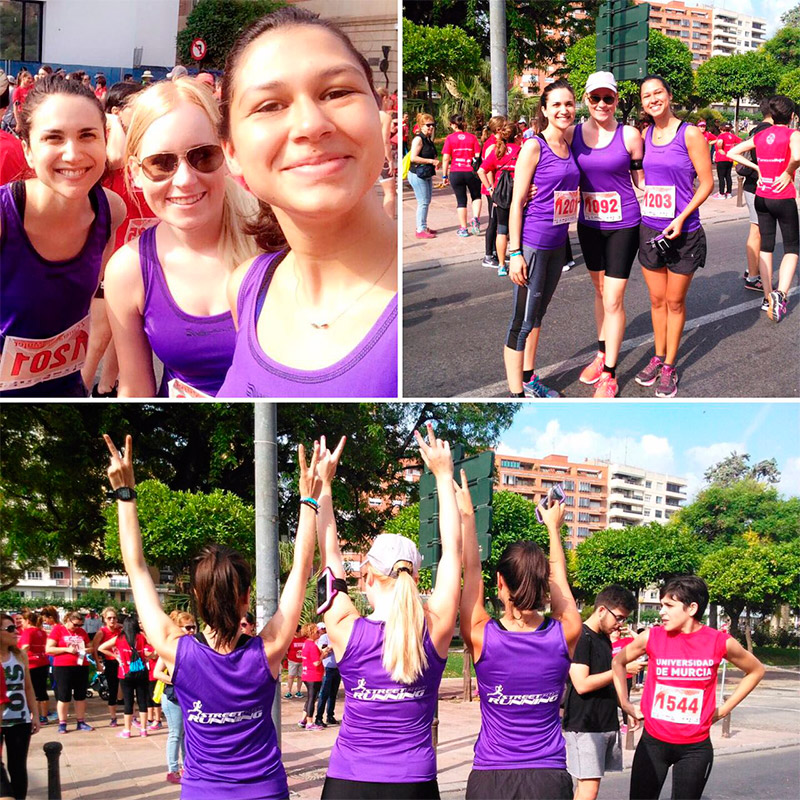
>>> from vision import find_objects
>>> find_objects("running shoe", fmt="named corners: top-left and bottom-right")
top-left (523, 375), bottom-right (560, 398)
top-left (760, 297), bottom-right (769, 312)
top-left (415, 230), bottom-right (436, 239)
top-left (39, 715), bottom-right (48, 725)
top-left (562, 259), bottom-right (575, 273)
top-left (305, 723), bottom-right (325, 731)
top-left (140, 729), bottom-right (148, 738)
top-left (712, 192), bottom-right (723, 199)
top-left (593, 374), bottom-right (619, 398)
top-left (313, 719), bottom-right (328, 728)
top-left (635, 356), bottom-right (663, 387)
top-left (579, 351), bottom-right (605, 385)
top-left (149, 721), bottom-right (163, 730)
top-left (456, 227), bottom-right (470, 237)
top-left (744, 275), bottom-right (763, 292)
top-left (118, 730), bottom-right (131, 739)
top-left (294, 692), bottom-right (303, 698)
top-left (297, 720), bottom-right (306, 729)
top-left (498, 264), bottom-right (509, 277)
top-left (47, 711), bottom-right (59, 721)
top-left (725, 193), bottom-right (732, 199)
top-left (109, 719), bottom-right (119, 728)
top-left (326, 717), bottom-right (340, 725)
top-left (76, 720), bottom-right (93, 732)
top-left (58, 722), bottom-right (68, 734)
top-left (284, 692), bottom-right (293, 699)
top-left (166, 773), bottom-right (182, 785)
top-left (470, 217), bottom-right (481, 235)
top-left (654, 365), bottom-right (678, 398)
top-left (768, 290), bottom-right (787, 323)
top-left (482, 255), bottom-right (499, 268)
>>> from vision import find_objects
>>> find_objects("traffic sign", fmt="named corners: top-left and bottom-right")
top-left (191, 38), bottom-right (207, 62)
top-left (596, 0), bottom-right (649, 82)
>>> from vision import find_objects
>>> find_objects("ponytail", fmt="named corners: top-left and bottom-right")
top-left (379, 562), bottom-right (428, 684)
top-left (494, 122), bottom-right (518, 160)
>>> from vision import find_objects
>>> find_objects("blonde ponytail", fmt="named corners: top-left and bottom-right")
top-left (380, 562), bottom-right (428, 684)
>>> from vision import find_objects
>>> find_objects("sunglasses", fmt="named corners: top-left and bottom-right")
top-left (136, 144), bottom-right (224, 182)
top-left (182, 625), bottom-right (196, 632)
top-left (423, 123), bottom-right (434, 128)
top-left (588, 94), bottom-right (616, 105)
top-left (3, 625), bottom-right (17, 633)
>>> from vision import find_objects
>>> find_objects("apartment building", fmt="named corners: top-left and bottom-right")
top-left (605, 464), bottom-right (688, 528)
top-left (711, 6), bottom-right (767, 56)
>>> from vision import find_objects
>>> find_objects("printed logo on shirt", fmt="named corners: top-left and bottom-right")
top-left (186, 699), bottom-right (264, 725)
top-left (653, 658), bottom-right (714, 681)
top-left (766, 133), bottom-right (776, 146)
top-left (351, 677), bottom-right (427, 701)
top-left (486, 684), bottom-right (561, 706)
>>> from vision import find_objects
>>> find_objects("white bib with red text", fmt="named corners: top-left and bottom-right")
top-left (553, 190), bottom-right (580, 225)
top-left (650, 683), bottom-right (703, 726)
top-left (642, 185), bottom-right (676, 218)
top-left (583, 191), bottom-right (623, 223)
top-left (168, 378), bottom-right (212, 399)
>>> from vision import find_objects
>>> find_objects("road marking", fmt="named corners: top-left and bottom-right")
top-left (468, 287), bottom-right (800, 397)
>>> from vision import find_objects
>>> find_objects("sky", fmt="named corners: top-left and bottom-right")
top-left (717, 0), bottom-right (794, 34)
top-left (497, 402), bottom-right (800, 500)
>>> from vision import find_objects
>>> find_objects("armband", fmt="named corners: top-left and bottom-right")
top-left (630, 159), bottom-right (643, 170)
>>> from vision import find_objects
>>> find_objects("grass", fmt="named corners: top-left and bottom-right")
top-left (752, 646), bottom-right (800, 668)
top-left (444, 650), bottom-right (475, 679)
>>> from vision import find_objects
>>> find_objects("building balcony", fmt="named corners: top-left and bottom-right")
top-left (608, 508), bottom-right (644, 522)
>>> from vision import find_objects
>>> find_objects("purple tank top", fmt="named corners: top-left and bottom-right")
top-left (521, 136), bottom-right (581, 250)
top-left (0, 181), bottom-right (110, 397)
top-left (172, 634), bottom-right (287, 800)
top-left (139, 225), bottom-right (235, 397)
top-left (574, 123), bottom-right (641, 230)
top-left (473, 618), bottom-right (570, 770)
top-left (217, 253), bottom-right (398, 398)
top-left (327, 617), bottom-right (447, 783)
top-left (642, 123), bottom-right (701, 232)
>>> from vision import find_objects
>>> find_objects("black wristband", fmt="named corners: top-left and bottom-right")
top-left (630, 159), bottom-right (643, 170)
top-left (332, 578), bottom-right (348, 593)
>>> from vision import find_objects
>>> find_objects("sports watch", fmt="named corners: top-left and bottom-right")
top-left (107, 487), bottom-right (137, 502)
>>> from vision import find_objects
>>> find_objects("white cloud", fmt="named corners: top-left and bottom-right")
top-left (685, 441), bottom-right (746, 472)
top-left (778, 456), bottom-right (800, 498)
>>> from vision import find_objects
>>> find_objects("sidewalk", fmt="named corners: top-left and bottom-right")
top-left (403, 179), bottom-right (753, 273)
top-left (23, 671), bottom-right (799, 798)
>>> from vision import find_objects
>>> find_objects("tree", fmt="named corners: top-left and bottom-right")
top-left (782, 3), bottom-right (800, 27)
top-left (703, 452), bottom-right (781, 487)
top-left (764, 25), bottom-right (800, 71)
top-left (778, 67), bottom-right (800, 105)
top-left (573, 523), bottom-right (702, 611)
top-left (695, 52), bottom-right (782, 127)
top-left (176, 0), bottom-right (284, 70)
top-left (564, 30), bottom-right (694, 124)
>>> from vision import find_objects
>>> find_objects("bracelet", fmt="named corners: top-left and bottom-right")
top-left (508, 249), bottom-right (523, 258)
top-left (300, 497), bottom-right (319, 514)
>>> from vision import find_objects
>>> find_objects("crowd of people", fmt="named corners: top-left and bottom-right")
top-left (0, 7), bottom-right (398, 400)
top-left (405, 72), bottom-right (799, 399)
top-left (2, 426), bottom-right (766, 799)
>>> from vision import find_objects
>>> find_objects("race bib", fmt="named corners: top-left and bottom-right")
top-left (553, 190), bottom-right (579, 225)
top-left (168, 378), bottom-right (212, 399)
top-left (0, 315), bottom-right (89, 391)
top-left (583, 191), bottom-right (623, 223)
top-left (650, 683), bottom-right (702, 725)
top-left (122, 217), bottom-right (158, 245)
top-left (642, 185), bottom-right (676, 218)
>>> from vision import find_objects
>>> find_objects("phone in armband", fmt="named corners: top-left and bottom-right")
top-left (535, 483), bottom-right (566, 523)
top-left (316, 566), bottom-right (348, 615)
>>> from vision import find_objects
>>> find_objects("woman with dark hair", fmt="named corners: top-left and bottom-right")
top-left (505, 79), bottom-right (580, 399)
top-left (711, 122), bottom-right (740, 199)
top-left (0, 76), bottom-right (125, 397)
top-left (97, 614), bottom-right (153, 738)
top-left (459, 482), bottom-right (582, 800)
top-left (90, 607), bottom-right (123, 726)
top-left (17, 611), bottom-right (51, 726)
top-left (217, 6), bottom-right (397, 398)
top-left (728, 95), bottom-right (800, 323)
top-left (104, 431), bottom-right (321, 799)
top-left (635, 75), bottom-right (713, 398)
top-left (481, 115), bottom-right (508, 267)
top-left (442, 114), bottom-right (482, 237)
top-left (45, 611), bottom-right (93, 733)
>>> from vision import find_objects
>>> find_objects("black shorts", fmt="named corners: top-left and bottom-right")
top-left (53, 665), bottom-right (89, 703)
top-left (466, 767), bottom-right (572, 800)
top-left (29, 665), bottom-right (49, 702)
top-left (450, 170), bottom-right (482, 207)
top-left (322, 777), bottom-right (440, 800)
top-left (639, 224), bottom-right (707, 275)
top-left (577, 223), bottom-right (640, 280)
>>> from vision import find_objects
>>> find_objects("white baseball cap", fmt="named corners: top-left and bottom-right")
top-left (361, 534), bottom-right (423, 577)
top-left (585, 71), bottom-right (618, 95)
top-left (167, 65), bottom-right (188, 80)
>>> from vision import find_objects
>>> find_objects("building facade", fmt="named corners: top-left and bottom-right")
top-left (710, 6), bottom-right (767, 56)
top-left (605, 464), bottom-right (688, 528)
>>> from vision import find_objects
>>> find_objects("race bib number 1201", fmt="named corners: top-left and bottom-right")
top-left (651, 683), bottom-right (703, 725)
top-left (553, 190), bottom-right (580, 225)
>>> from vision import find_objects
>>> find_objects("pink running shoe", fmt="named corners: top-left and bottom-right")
top-left (415, 230), bottom-right (436, 239)
top-left (118, 730), bottom-right (131, 739)
top-left (579, 351), bottom-right (605, 385)
top-left (166, 773), bottom-right (182, 785)
top-left (593, 375), bottom-right (619, 398)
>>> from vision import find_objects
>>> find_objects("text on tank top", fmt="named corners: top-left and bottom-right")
top-left (2, 652), bottom-right (32, 726)
top-left (442, 131), bottom-right (480, 172)
top-left (754, 126), bottom-right (797, 200)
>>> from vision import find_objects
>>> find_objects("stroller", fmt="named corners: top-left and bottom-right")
top-left (85, 654), bottom-right (110, 702)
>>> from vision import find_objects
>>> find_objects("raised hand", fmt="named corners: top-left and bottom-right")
top-left (103, 434), bottom-right (135, 489)
top-left (298, 440), bottom-right (321, 500)
top-left (414, 422), bottom-right (453, 479)
top-left (538, 496), bottom-right (565, 530)
top-left (453, 469), bottom-right (475, 519)
top-left (316, 435), bottom-right (346, 486)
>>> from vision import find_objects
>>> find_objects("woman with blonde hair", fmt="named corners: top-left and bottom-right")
top-left (314, 427), bottom-right (461, 799)
top-left (408, 113), bottom-right (440, 239)
top-left (104, 78), bottom-right (260, 397)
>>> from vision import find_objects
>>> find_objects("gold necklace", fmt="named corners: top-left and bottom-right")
top-left (294, 255), bottom-right (395, 330)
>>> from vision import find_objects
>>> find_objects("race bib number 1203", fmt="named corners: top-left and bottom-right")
top-left (642, 185), bottom-right (676, 218)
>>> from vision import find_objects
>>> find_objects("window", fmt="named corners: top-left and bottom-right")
top-left (26, 569), bottom-right (42, 580)
top-left (645, 480), bottom-right (652, 488)
top-left (564, 496), bottom-right (575, 506)
top-left (503, 474), bottom-right (515, 485)
top-left (656, 496), bottom-right (663, 504)
top-left (577, 527), bottom-right (590, 537)
top-left (563, 480), bottom-right (575, 491)
top-left (564, 512), bottom-right (574, 522)
top-left (655, 510), bottom-right (663, 518)
top-left (579, 481), bottom-right (591, 492)
top-left (578, 512), bottom-right (590, 522)
top-left (0, 1), bottom-right (43, 61)
top-left (501, 460), bottom-right (520, 469)
top-left (52, 570), bottom-right (64, 580)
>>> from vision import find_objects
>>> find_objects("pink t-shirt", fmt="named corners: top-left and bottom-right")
top-left (18, 627), bottom-right (49, 669)
top-left (755, 126), bottom-right (797, 200)
top-left (48, 624), bottom-right (90, 667)
top-left (715, 131), bottom-right (742, 163)
top-left (479, 142), bottom-right (521, 184)
top-left (611, 635), bottom-right (635, 678)
top-left (442, 131), bottom-right (481, 172)
top-left (301, 639), bottom-right (324, 682)
top-left (287, 636), bottom-right (306, 663)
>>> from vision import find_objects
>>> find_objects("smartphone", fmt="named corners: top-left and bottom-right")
top-left (535, 483), bottom-right (566, 523)
top-left (316, 567), bottom-right (335, 615)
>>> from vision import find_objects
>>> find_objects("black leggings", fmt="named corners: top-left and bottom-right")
top-left (755, 195), bottom-right (800, 254)
top-left (304, 681), bottom-right (321, 718)
top-left (104, 659), bottom-right (119, 707)
top-left (485, 194), bottom-right (498, 257)
top-left (322, 776), bottom-right (440, 799)
top-left (29, 666), bottom-right (49, 702)
top-left (716, 162), bottom-right (733, 195)
top-left (450, 170), bottom-right (481, 207)
top-left (120, 670), bottom-right (150, 716)
top-left (0, 722), bottom-right (32, 799)
top-left (505, 244), bottom-right (566, 350)
top-left (629, 729), bottom-right (713, 800)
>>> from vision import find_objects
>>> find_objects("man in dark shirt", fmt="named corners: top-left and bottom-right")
top-left (563, 584), bottom-right (638, 800)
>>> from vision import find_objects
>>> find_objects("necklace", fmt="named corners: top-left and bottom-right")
top-left (294, 254), bottom-right (395, 330)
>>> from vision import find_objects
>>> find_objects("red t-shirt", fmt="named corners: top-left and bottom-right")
top-left (102, 168), bottom-right (158, 251)
top-left (301, 639), bottom-right (324, 682)
top-left (94, 86), bottom-right (107, 103)
top-left (755, 126), bottom-right (797, 200)
top-left (287, 636), bottom-right (305, 663)
top-left (13, 84), bottom-right (33, 112)
top-left (112, 633), bottom-right (151, 679)
top-left (48, 624), bottom-right (91, 667)
top-left (0, 666), bottom-right (8, 706)
top-left (715, 131), bottom-right (742, 163)
top-left (442, 131), bottom-right (481, 172)
top-left (701, 129), bottom-right (716, 145)
top-left (0, 130), bottom-right (27, 186)
top-left (479, 142), bottom-right (521, 184)
top-left (642, 624), bottom-right (729, 744)
top-left (18, 627), bottom-right (49, 669)
top-left (480, 135), bottom-right (497, 196)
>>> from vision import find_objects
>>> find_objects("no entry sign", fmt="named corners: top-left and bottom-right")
top-left (191, 38), bottom-right (207, 61)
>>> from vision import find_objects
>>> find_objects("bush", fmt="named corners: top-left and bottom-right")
top-left (0, 589), bottom-right (123, 614)
top-left (751, 623), bottom-right (799, 648)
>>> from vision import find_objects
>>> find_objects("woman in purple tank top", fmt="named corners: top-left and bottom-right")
top-left (636, 75), bottom-right (713, 399)
top-left (460, 481), bottom-right (583, 799)
top-left (104, 79), bottom-right (260, 397)
top-left (104, 432), bottom-right (323, 799)
top-left (0, 77), bottom-right (125, 397)
top-left (313, 426), bottom-right (460, 799)
top-left (217, 7), bottom-right (398, 398)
